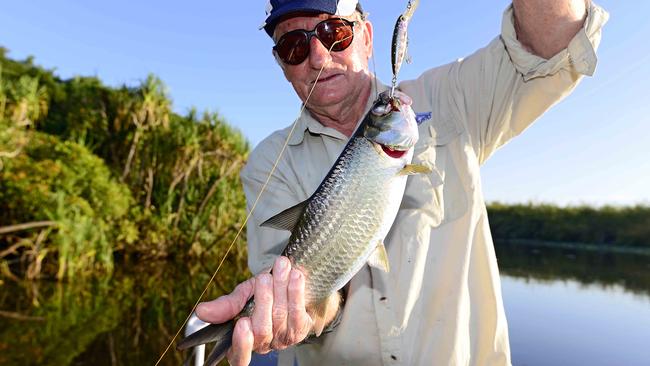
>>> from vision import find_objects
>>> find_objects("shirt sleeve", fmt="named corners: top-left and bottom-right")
top-left (406, 2), bottom-right (608, 165)
top-left (240, 134), bottom-right (295, 274)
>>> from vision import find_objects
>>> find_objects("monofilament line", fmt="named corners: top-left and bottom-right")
top-left (154, 29), bottom-right (354, 366)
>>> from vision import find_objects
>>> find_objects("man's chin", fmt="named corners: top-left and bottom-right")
top-left (307, 85), bottom-right (351, 104)
top-left (305, 93), bottom-right (348, 109)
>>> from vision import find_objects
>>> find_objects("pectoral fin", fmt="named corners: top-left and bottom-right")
top-left (399, 164), bottom-right (432, 176)
top-left (367, 242), bottom-right (390, 272)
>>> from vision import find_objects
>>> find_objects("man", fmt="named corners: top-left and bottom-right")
top-left (196, 0), bottom-right (608, 365)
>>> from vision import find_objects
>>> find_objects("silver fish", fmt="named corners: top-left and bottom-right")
top-left (177, 91), bottom-right (430, 365)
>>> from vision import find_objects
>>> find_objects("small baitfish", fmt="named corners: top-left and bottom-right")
top-left (177, 91), bottom-right (430, 365)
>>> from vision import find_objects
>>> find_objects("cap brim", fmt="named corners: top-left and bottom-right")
top-left (262, 1), bottom-right (339, 37)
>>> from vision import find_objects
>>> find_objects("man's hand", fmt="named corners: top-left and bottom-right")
top-left (195, 256), bottom-right (340, 366)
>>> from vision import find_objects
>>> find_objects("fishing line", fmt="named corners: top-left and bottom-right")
top-left (154, 26), bottom-right (356, 366)
top-left (371, 46), bottom-right (379, 100)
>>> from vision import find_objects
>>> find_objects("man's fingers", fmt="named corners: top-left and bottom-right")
top-left (228, 317), bottom-right (253, 366)
top-left (195, 257), bottom-right (310, 355)
top-left (286, 269), bottom-right (312, 343)
top-left (251, 273), bottom-right (274, 353)
top-left (196, 278), bottom-right (255, 324)
top-left (270, 257), bottom-right (291, 349)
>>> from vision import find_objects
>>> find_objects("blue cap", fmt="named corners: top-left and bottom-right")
top-left (260, 0), bottom-right (361, 37)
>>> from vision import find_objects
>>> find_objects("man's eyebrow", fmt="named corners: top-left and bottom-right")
top-left (272, 13), bottom-right (361, 41)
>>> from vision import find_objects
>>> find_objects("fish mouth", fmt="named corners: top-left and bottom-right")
top-left (380, 144), bottom-right (408, 159)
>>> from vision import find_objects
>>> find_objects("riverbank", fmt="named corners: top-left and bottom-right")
top-left (487, 202), bottom-right (650, 251)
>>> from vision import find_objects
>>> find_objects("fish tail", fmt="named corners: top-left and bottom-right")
top-left (177, 319), bottom-right (235, 366)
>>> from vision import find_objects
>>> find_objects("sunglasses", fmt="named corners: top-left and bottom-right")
top-left (273, 18), bottom-right (357, 65)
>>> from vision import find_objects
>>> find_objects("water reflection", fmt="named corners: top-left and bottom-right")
top-left (495, 241), bottom-right (650, 297)
top-left (502, 276), bottom-right (650, 366)
top-left (0, 259), bottom-right (249, 366)
top-left (0, 242), bottom-right (648, 365)
top-left (496, 241), bottom-right (650, 366)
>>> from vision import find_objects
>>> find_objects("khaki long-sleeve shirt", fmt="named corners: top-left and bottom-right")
top-left (240, 4), bottom-right (608, 365)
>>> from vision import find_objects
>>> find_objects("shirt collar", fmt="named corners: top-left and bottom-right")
top-left (287, 79), bottom-right (390, 146)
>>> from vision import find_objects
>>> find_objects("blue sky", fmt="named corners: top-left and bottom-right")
top-left (1, 1), bottom-right (648, 206)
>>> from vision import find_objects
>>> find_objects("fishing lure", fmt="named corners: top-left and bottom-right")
top-left (390, 0), bottom-right (420, 98)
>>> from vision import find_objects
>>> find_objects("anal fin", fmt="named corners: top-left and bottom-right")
top-left (367, 241), bottom-right (390, 272)
top-left (309, 295), bottom-right (340, 337)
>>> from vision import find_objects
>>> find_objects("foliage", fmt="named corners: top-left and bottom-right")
top-left (487, 202), bottom-right (650, 248)
top-left (0, 48), bottom-right (250, 280)
top-left (0, 64), bottom-right (47, 170)
top-left (0, 132), bottom-right (133, 279)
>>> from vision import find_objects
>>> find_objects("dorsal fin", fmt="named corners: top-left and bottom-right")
top-left (260, 200), bottom-right (308, 232)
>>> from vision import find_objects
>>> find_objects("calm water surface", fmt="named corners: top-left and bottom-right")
top-left (497, 242), bottom-right (650, 366)
top-left (0, 242), bottom-right (648, 365)
top-left (502, 276), bottom-right (650, 366)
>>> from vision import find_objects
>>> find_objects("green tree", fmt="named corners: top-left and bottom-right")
top-left (1, 49), bottom-right (250, 280)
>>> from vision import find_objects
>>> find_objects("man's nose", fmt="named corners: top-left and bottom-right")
top-left (307, 36), bottom-right (333, 69)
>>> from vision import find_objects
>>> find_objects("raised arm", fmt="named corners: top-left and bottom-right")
top-left (513, 0), bottom-right (588, 59)
top-left (398, 1), bottom-right (607, 165)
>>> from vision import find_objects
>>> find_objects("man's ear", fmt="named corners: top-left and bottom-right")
top-left (362, 20), bottom-right (374, 60)
top-left (272, 49), bottom-right (290, 80)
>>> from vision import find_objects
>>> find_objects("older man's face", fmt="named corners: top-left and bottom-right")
top-left (273, 13), bottom-right (374, 111)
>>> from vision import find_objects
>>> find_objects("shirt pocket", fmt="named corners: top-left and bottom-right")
top-left (400, 118), bottom-right (468, 228)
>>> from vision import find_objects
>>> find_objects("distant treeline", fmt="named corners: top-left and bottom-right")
top-left (0, 48), bottom-right (250, 283)
top-left (487, 202), bottom-right (650, 249)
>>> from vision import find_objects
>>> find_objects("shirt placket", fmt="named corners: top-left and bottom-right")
top-left (370, 268), bottom-right (403, 365)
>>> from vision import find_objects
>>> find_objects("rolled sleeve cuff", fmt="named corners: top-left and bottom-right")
top-left (500, 2), bottom-right (609, 81)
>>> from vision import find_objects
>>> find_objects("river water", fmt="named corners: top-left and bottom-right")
top-left (1, 242), bottom-right (648, 365)
top-left (496, 243), bottom-right (650, 366)
top-left (503, 276), bottom-right (650, 366)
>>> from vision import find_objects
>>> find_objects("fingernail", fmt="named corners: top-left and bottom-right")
top-left (240, 317), bottom-right (251, 332)
top-left (291, 269), bottom-right (301, 280)
top-left (277, 256), bottom-right (287, 270)
top-left (195, 303), bottom-right (206, 318)
top-left (260, 274), bottom-right (271, 285)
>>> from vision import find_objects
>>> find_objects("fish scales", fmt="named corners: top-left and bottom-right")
top-left (284, 137), bottom-right (406, 304)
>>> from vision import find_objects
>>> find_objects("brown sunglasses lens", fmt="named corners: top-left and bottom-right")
top-left (276, 31), bottom-right (310, 65)
top-left (275, 19), bottom-right (355, 65)
top-left (316, 20), bottom-right (354, 51)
